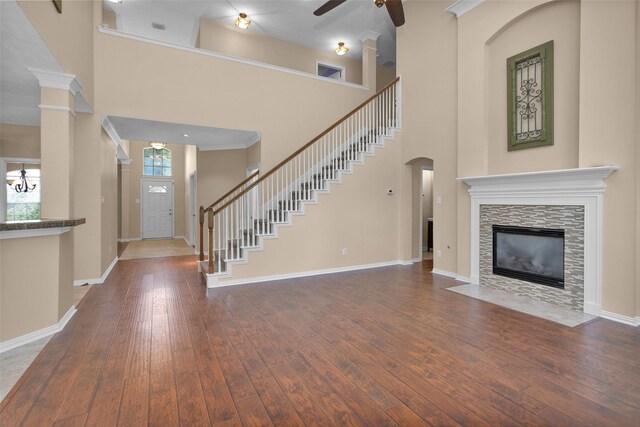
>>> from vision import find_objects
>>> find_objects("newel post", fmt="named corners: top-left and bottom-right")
top-left (207, 209), bottom-right (214, 273)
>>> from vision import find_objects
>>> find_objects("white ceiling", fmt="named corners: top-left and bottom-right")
top-left (104, 0), bottom-right (398, 66)
top-left (0, 1), bottom-right (64, 126)
top-left (107, 116), bottom-right (260, 151)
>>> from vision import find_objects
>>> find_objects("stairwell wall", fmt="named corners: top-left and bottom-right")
top-left (224, 132), bottom-right (403, 282)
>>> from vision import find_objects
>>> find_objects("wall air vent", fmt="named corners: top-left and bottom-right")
top-left (151, 22), bottom-right (166, 31)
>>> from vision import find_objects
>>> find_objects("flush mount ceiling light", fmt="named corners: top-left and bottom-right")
top-left (107, 0), bottom-right (122, 3)
top-left (149, 142), bottom-right (167, 150)
top-left (234, 13), bottom-right (251, 29)
top-left (334, 42), bottom-right (349, 56)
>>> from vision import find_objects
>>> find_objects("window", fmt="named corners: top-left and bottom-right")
top-left (143, 147), bottom-right (172, 176)
top-left (317, 62), bottom-right (345, 81)
top-left (5, 164), bottom-right (41, 221)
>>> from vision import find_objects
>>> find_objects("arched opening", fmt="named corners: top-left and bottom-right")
top-left (405, 157), bottom-right (434, 268)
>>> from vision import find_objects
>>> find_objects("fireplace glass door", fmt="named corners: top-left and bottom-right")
top-left (492, 225), bottom-right (564, 288)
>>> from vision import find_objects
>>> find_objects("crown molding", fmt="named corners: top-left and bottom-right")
top-left (28, 68), bottom-right (83, 96)
top-left (360, 30), bottom-right (381, 42)
top-left (445, 0), bottom-right (484, 17)
top-left (38, 104), bottom-right (76, 117)
top-left (101, 115), bottom-right (131, 162)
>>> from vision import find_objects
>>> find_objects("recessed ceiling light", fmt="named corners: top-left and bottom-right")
top-left (107, 0), bottom-right (122, 3)
top-left (182, 133), bottom-right (190, 138)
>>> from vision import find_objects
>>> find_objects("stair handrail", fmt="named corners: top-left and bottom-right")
top-left (199, 170), bottom-right (259, 261)
top-left (212, 76), bottom-right (400, 216)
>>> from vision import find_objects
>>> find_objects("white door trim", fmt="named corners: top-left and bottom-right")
top-left (140, 177), bottom-right (174, 239)
top-left (189, 171), bottom-right (197, 246)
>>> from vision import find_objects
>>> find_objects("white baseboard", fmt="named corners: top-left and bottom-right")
top-left (208, 260), bottom-right (407, 288)
top-left (74, 256), bottom-right (118, 286)
top-left (410, 257), bottom-right (422, 263)
top-left (0, 306), bottom-right (77, 354)
top-left (600, 310), bottom-right (640, 327)
top-left (455, 275), bottom-right (471, 283)
top-left (118, 237), bottom-right (141, 243)
top-left (431, 268), bottom-right (457, 279)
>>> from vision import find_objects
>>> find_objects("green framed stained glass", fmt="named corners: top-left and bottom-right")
top-left (507, 40), bottom-right (554, 151)
top-left (143, 147), bottom-right (172, 176)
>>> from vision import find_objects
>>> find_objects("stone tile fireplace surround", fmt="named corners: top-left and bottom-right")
top-left (459, 166), bottom-right (618, 317)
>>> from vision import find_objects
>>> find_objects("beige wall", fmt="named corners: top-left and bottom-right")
top-left (0, 124), bottom-right (40, 158)
top-left (397, 1), bottom-right (458, 271)
top-left (94, 32), bottom-right (370, 172)
top-left (18, 0), bottom-right (95, 108)
top-left (486, 1), bottom-right (580, 174)
top-left (198, 18), bottom-right (396, 91)
top-left (0, 231), bottom-right (74, 342)
top-left (124, 141), bottom-right (186, 240)
top-left (73, 114), bottom-right (102, 281)
top-left (101, 129), bottom-right (118, 271)
top-left (226, 133), bottom-right (402, 281)
top-left (102, 7), bottom-right (117, 30)
top-left (197, 148), bottom-right (250, 209)
top-left (577, 0), bottom-right (638, 317)
top-left (199, 18), bottom-right (364, 85)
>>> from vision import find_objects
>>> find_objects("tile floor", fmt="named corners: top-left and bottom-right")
top-left (447, 283), bottom-right (596, 327)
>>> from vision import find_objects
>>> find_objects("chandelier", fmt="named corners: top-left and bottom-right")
top-left (10, 165), bottom-right (37, 193)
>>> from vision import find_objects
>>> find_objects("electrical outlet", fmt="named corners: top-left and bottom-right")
top-left (436, 249), bottom-right (442, 257)
top-left (341, 248), bottom-right (347, 256)
top-left (436, 196), bottom-right (442, 204)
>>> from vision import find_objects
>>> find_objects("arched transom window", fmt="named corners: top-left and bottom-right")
top-left (143, 146), bottom-right (171, 176)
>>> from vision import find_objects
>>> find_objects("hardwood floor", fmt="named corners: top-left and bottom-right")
top-left (1, 256), bottom-right (639, 426)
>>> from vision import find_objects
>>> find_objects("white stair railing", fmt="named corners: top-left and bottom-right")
top-left (201, 77), bottom-right (400, 275)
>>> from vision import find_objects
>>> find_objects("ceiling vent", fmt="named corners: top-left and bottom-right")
top-left (151, 22), bottom-right (166, 31)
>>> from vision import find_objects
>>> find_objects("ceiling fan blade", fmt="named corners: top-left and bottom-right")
top-left (313, 0), bottom-right (348, 16)
top-left (385, 0), bottom-right (405, 27)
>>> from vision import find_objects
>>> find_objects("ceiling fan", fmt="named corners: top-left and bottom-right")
top-left (313, 0), bottom-right (405, 27)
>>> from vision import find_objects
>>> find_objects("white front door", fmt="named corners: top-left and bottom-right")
top-left (142, 179), bottom-right (173, 239)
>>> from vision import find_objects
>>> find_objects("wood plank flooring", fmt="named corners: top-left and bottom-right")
top-left (1, 256), bottom-right (639, 426)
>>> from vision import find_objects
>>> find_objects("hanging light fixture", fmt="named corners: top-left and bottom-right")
top-left (149, 142), bottom-right (167, 150)
top-left (334, 42), bottom-right (349, 55)
top-left (11, 165), bottom-right (37, 193)
top-left (374, 0), bottom-right (386, 8)
top-left (234, 13), bottom-right (251, 29)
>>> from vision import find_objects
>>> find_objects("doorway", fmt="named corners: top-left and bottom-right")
top-left (141, 178), bottom-right (174, 239)
top-left (420, 168), bottom-right (434, 261)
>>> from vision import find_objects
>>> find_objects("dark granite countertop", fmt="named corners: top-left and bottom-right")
top-left (0, 218), bottom-right (86, 231)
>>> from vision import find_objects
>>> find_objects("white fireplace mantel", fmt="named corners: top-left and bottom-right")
top-left (458, 166), bottom-right (619, 316)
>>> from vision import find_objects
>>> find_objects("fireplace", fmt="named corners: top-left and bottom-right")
top-left (492, 225), bottom-right (564, 289)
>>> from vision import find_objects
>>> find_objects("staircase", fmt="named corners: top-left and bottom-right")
top-left (199, 77), bottom-right (401, 287)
